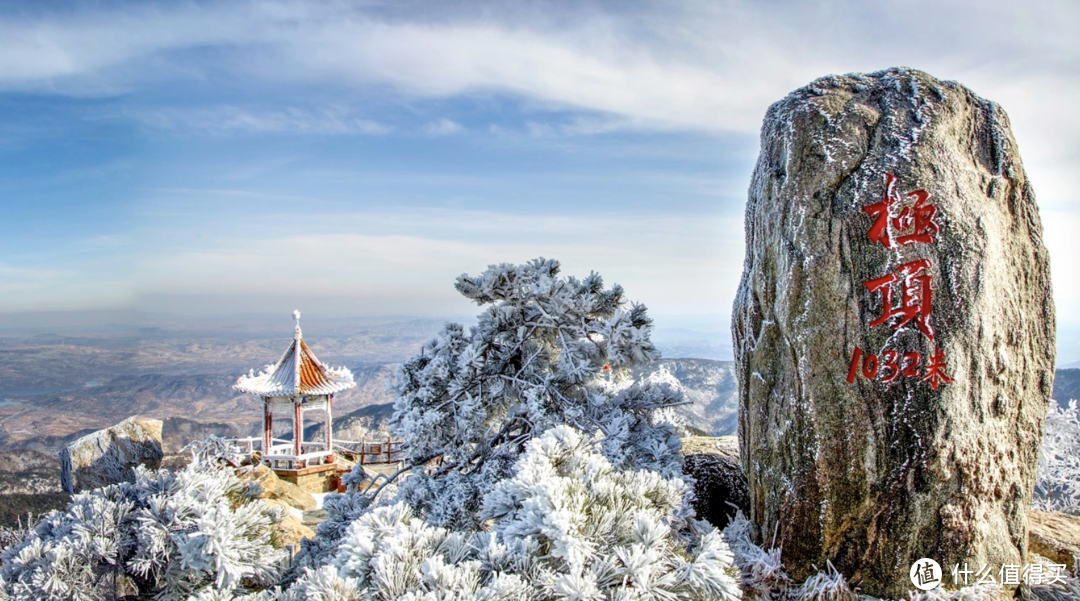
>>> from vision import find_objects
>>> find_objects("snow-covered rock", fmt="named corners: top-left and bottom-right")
top-left (59, 415), bottom-right (163, 493)
top-left (733, 67), bottom-right (1055, 598)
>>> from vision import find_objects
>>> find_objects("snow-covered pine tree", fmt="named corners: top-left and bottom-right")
top-left (388, 258), bottom-right (686, 529)
top-left (0, 439), bottom-right (287, 601)
top-left (274, 259), bottom-right (743, 600)
top-left (282, 426), bottom-right (741, 601)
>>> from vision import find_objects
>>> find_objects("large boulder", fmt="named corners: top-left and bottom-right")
top-left (732, 67), bottom-right (1055, 597)
top-left (236, 465), bottom-right (318, 552)
top-left (59, 416), bottom-right (163, 493)
top-left (262, 499), bottom-right (316, 552)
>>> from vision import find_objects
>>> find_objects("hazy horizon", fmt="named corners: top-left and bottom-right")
top-left (0, 307), bottom-right (1077, 369)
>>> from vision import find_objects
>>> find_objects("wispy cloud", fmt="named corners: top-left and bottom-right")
top-left (1, 1), bottom-right (1077, 136)
top-left (138, 105), bottom-right (390, 136)
top-left (423, 118), bottom-right (463, 136)
top-left (0, 262), bottom-right (132, 312)
top-left (1, 0), bottom-right (1077, 324)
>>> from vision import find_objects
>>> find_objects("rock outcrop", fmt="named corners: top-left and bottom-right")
top-left (59, 416), bottom-right (163, 493)
top-left (263, 499), bottom-right (316, 552)
top-left (236, 464), bottom-right (318, 551)
top-left (732, 67), bottom-right (1055, 597)
top-left (683, 443), bottom-right (749, 530)
top-left (238, 464), bottom-right (317, 511)
top-left (1029, 510), bottom-right (1080, 573)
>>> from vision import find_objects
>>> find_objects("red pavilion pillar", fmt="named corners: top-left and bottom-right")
top-left (294, 399), bottom-right (302, 461)
top-left (262, 397), bottom-right (272, 457)
top-left (326, 394), bottom-right (333, 458)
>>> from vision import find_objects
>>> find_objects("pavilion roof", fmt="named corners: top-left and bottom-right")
top-left (234, 311), bottom-right (356, 397)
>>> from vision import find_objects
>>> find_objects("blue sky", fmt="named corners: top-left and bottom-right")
top-left (0, 1), bottom-right (1077, 351)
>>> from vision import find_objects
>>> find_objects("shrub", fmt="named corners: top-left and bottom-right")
top-left (1034, 399), bottom-right (1080, 515)
top-left (0, 447), bottom-right (287, 600)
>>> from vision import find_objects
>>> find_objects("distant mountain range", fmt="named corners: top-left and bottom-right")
top-left (4, 361), bottom-right (1079, 456)
top-left (1, 358), bottom-right (1077, 528)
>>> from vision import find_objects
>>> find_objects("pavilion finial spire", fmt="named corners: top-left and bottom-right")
top-left (293, 309), bottom-right (302, 339)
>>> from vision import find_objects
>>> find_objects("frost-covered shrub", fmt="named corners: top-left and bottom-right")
top-left (722, 512), bottom-right (792, 600)
top-left (0, 451), bottom-right (286, 601)
top-left (184, 435), bottom-right (250, 468)
top-left (0, 525), bottom-right (31, 555)
top-left (282, 425), bottom-right (741, 601)
top-left (390, 258), bottom-right (685, 529)
top-left (1035, 399), bottom-right (1080, 515)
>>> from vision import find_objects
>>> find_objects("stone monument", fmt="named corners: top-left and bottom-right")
top-left (732, 67), bottom-right (1055, 597)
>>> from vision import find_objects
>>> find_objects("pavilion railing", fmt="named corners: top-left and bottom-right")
top-left (228, 435), bottom-right (404, 466)
top-left (333, 436), bottom-right (403, 465)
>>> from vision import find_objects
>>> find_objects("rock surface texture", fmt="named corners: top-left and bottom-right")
top-left (59, 415), bottom-right (164, 493)
top-left (732, 67), bottom-right (1055, 597)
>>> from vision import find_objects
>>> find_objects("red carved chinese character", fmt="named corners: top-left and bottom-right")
top-left (863, 259), bottom-right (935, 340)
top-left (921, 347), bottom-right (953, 390)
top-left (863, 173), bottom-right (941, 248)
top-left (893, 188), bottom-right (940, 246)
top-left (863, 173), bottom-right (900, 248)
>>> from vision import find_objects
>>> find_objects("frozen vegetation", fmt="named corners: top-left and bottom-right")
top-left (0, 439), bottom-right (287, 600)
top-left (0, 259), bottom-right (742, 601)
top-left (285, 426), bottom-right (740, 601)
top-left (1035, 399), bottom-right (1080, 516)
top-left (0, 259), bottom-right (1076, 600)
top-left (281, 259), bottom-right (741, 600)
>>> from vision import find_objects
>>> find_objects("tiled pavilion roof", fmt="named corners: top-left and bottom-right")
top-left (234, 311), bottom-right (356, 397)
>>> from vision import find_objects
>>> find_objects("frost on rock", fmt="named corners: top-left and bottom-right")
top-left (0, 447), bottom-right (287, 601)
top-left (389, 258), bottom-right (685, 529)
top-left (733, 67), bottom-right (1055, 598)
top-left (282, 425), bottom-right (742, 601)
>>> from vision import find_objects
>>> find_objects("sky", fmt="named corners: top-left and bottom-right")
top-left (0, 0), bottom-right (1077, 360)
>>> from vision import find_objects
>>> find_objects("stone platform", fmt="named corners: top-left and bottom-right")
top-left (273, 462), bottom-right (338, 493)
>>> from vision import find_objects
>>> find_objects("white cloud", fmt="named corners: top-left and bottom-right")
top-left (1041, 210), bottom-right (1080, 326)
top-left (0, 0), bottom-right (1075, 322)
top-left (422, 118), bottom-right (463, 136)
top-left (1, 1), bottom-right (1076, 138)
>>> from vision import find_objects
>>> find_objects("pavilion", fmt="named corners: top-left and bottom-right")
top-left (234, 310), bottom-right (356, 491)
